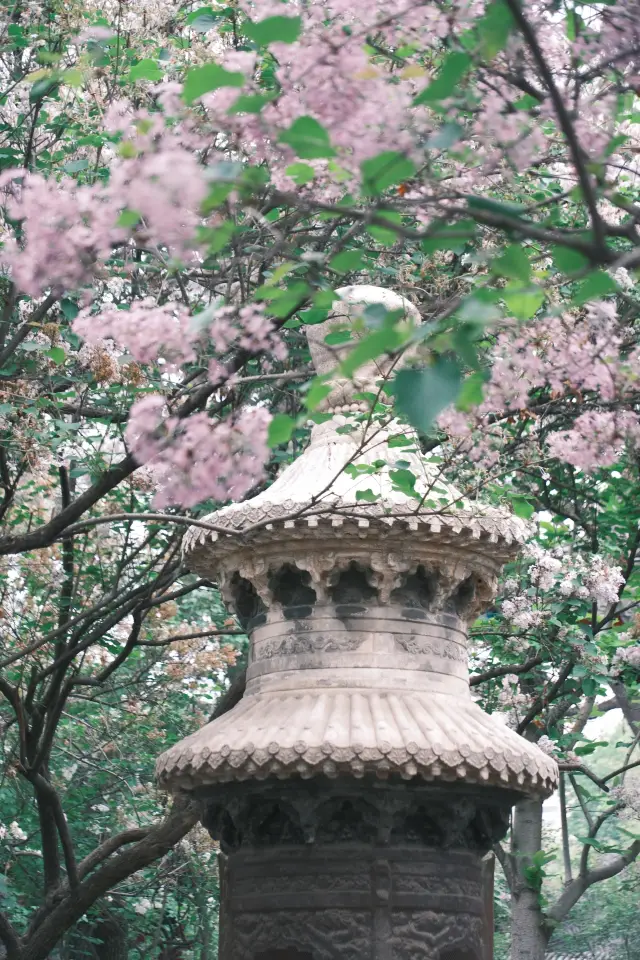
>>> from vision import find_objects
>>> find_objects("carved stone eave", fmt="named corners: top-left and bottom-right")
top-left (156, 682), bottom-right (558, 796)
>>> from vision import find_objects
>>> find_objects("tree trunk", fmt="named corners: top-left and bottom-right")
top-left (92, 910), bottom-right (127, 960)
top-left (510, 799), bottom-right (550, 960)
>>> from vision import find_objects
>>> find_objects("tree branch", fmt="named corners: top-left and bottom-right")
top-left (469, 654), bottom-right (545, 687)
top-left (22, 796), bottom-right (199, 960)
top-left (503, 0), bottom-right (605, 252)
top-left (547, 840), bottom-right (640, 924)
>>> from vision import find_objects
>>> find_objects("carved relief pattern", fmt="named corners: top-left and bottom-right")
top-left (389, 912), bottom-right (484, 960)
top-left (255, 633), bottom-right (366, 659)
top-left (230, 910), bottom-right (371, 960)
top-left (203, 781), bottom-right (512, 854)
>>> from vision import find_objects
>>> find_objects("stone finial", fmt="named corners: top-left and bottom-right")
top-left (305, 284), bottom-right (421, 412)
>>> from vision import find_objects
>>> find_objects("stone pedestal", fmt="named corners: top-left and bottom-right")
top-left (201, 780), bottom-right (515, 960)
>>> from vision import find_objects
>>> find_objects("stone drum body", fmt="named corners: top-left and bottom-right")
top-left (156, 286), bottom-right (558, 960)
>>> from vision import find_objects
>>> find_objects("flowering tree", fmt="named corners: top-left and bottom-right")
top-left (2, 0), bottom-right (640, 957)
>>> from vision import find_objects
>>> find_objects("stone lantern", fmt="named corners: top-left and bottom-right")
top-left (157, 286), bottom-right (557, 960)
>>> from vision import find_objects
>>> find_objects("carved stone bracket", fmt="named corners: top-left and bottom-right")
top-left (214, 539), bottom-right (499, 629)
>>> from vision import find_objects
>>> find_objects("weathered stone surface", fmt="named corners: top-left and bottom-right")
top-left (157, 602), bottom-right (556, 794)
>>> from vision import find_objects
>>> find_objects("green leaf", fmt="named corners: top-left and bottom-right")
top-left (493, 244), bottom-right (531, 282)
top-left (394, 360), bottom-right (463, 435)
top-left (270, 282), bottom-right (311, 318)
top-left (268, 414), bottom-right (296, 446)
top-left (552, 245), bottom-right (589, 273)
top-left (186, 7), bottom-right (224, 31)
top-left (414, 52), bottom-right (472, 105)
top-left (360, 151), bottom-right (416, 196)
top-left (367, 210), bottom-right (403, 246)
top-left (304, 378), bottom-right (332, 411)
top-left (30, 76), bottom-right (58, 102)
top-left (510, 496), bottom-right (535, 519)
top-left (390, 468), bottom-right (417, 496)
top-left (47, 346), bottom-right (66, 364)
top-left (330, 250), bottom-right (364, 273)
top-left (285, 162), bottom-right (315, 185)
top-left (456, 370), bottom-right (485, 411)
top-left (325, 329), bottom-right (352, 346)
top-left (355, 488), bottom-right (379, 502)
top-left (116, 208), bottom-right (141, 228)
top-left (572, 270), bottom-right (618, 306)
top-left (427, 122), bottom-right (464, 150)
top-left (467, 195), bottom-right (527, 218)
top-left (422, 220), bottom-right (477, 254)
top-left (64, 158), bottom-right (89, 174)
top-left (388, 433), bottom-right (414, 448)
top-left (278, 116), bottom-right (336, 159)
top-left (477, 0), bottom-right (514, 58)
top-left (298, 307), bottom-right (329, 325)
top-left (60, 299), bottom-right (78, 322)
top-left (340, 328), bottom-right (402, 378)
top-left (228, 93), bottom-right (276, 114)
top-left (129, 58), bottom-right (163, 82)
top-left (203, 220), bottom-right (235, 253)
top-left (503, 285), bottom-right (545, 319)
top-left (183, 64), bottom-right (244, 103)
top-left (245, 15), bottom-right (302, 45)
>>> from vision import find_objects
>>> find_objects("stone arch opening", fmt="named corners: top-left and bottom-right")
top-left (329, 562), bottom-right (378, 605)
top-left (244, 799), bottom-right (305, 847)
top-left (446, 575), bottom-right (477, 617)
top-left (269, 563), bottom-right (317, 617)
top-left (315, 796), bottom-right (379, 844)
top-left (390, 564), bottom-right (438, 609)
top-left (229, 573), bottom-right (266, 629)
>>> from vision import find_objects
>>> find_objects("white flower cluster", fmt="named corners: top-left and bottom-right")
top-left (613, 644), bottom-right (640, 671)
top-left (501, 595), bottom-right (546, 630)
top-left (537, 735), bottom-right (560, 757)
top-left (134, 898), bottom-right (154, 916)
top-left (0, 821), bottom-right (27, 842)
top-left (134, 897), bottom-right (164, 915)
top-left (497, 675), bottom-right (532, 728)
top-left (581, 555), bottom-right (625, 605)
top-left (527, 543), bottom-right (563, 591)
top-left (501, 548), bottom-right (625, 631)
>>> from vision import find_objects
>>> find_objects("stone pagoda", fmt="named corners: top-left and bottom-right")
top-left (157, 286), bottom-right (558, 960)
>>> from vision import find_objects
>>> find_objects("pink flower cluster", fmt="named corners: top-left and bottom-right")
top-left (547, 411), bottom-right (640, 471)
top-left (125, 395), bottom-right (271, 508)
top-left (0, 171), bottom-right (121, 296)
top-left (0, 107), bottom-right (210, 297)
top-left (106, 107), bottom-right (208, 258)
top-left (73, 297), bottom-right (285, 508)
top-left (73, 299), bottom-right (286, 375)
top-left (440, 301), bottom-right (640, 471)
top-left (74, 299), bottom-right (196, 369)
